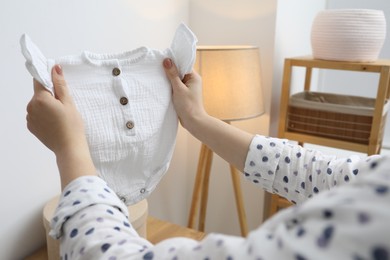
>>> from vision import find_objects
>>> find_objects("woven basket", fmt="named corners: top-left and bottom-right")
top-left (287, 92), bottom-right (389, 144)
top-left (311, 9), bottom-right (386, 62)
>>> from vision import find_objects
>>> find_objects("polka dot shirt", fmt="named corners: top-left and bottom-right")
top-left (51, 135), bottom-right (390, 259)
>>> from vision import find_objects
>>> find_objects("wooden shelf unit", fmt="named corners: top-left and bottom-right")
top-left (266, 56), bottom-right (390, 218)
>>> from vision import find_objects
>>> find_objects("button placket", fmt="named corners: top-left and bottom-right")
top-left (112, 67), bottom-right (135, 136)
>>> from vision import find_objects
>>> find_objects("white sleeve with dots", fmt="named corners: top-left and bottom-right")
top-left (243, 135), bottom-right (382, 204)
top-left (55, 135), bottom-right (390, 259)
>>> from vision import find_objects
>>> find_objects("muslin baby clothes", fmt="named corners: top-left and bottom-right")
top-left (21, 23), bottom-right (197, 205)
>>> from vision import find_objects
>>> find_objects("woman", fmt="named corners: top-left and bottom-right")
top-left (26, 60), bottom-right (390, 260)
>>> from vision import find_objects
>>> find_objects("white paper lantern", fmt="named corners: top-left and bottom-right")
top-left (311, 9), bottom-right (387, 62)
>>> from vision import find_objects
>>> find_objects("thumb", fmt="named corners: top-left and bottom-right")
top-left (51, 65), bottom-right (71, 102)
top-left (163, 58), bottom-right (186, 92)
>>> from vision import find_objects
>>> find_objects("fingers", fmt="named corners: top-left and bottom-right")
top-left (51, 65), bottom-right (71, 103)
top-left (33, 78), bottom-right (49, 95)
top-left (182, 71), bottom-right (200, 84)
top-left (29, 79), bottom-right (44, 114)
top-left (32, 64), bottom-right (70, 103)
top-left (163, 58), bottom-right (186, 91)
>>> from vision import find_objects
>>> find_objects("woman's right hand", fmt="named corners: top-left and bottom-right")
top-left (26, 65), bottom-right (96, 189)
top-left (26, 65), bottom-right (87, 157)
top-left (163, 58), bottom-right (207, 131)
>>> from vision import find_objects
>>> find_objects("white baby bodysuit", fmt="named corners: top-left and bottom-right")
top-left (21, 24), bottom-right (197, 205)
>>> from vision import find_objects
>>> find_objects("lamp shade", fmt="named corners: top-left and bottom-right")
top-left (194, 46), bottom-right (264, 121)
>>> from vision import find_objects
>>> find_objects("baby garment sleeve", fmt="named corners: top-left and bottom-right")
top-left (20, 34), bottom-right (55, 95)
top-left (169, 23), bottom-right (198, 79)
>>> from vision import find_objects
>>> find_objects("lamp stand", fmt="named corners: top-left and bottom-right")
top-left (187, 125), bottom-right (249, 237)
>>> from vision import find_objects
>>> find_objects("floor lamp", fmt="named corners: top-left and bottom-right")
top-left (188, 46), bottom-right (265, 236)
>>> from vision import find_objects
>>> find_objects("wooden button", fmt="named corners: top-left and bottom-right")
top-left (120, 97), bottom-right (128, 105)
top-left (112, 67), bottom-right (121, 76)
top-left (126, 121), bottom-right (134, 129)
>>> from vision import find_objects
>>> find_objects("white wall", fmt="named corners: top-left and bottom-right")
top-left (0, 1), bottom-right (189, 258)
top-left (319, 0), bottom-right (390, 146)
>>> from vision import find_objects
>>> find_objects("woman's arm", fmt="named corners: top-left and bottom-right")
top-left (162, 58), bottom-right (382, 204)
top-left (54, 154), bottom-right (390, 260)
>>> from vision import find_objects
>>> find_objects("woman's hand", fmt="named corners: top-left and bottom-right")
top-left (163, 58), bottom-right (207, 131)
top-left (27, 65), bottom-right (86, 156)
top-left (163, 58), bottom-right (253, 171)
top-left (27, 65), bottom-right (96, 189)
